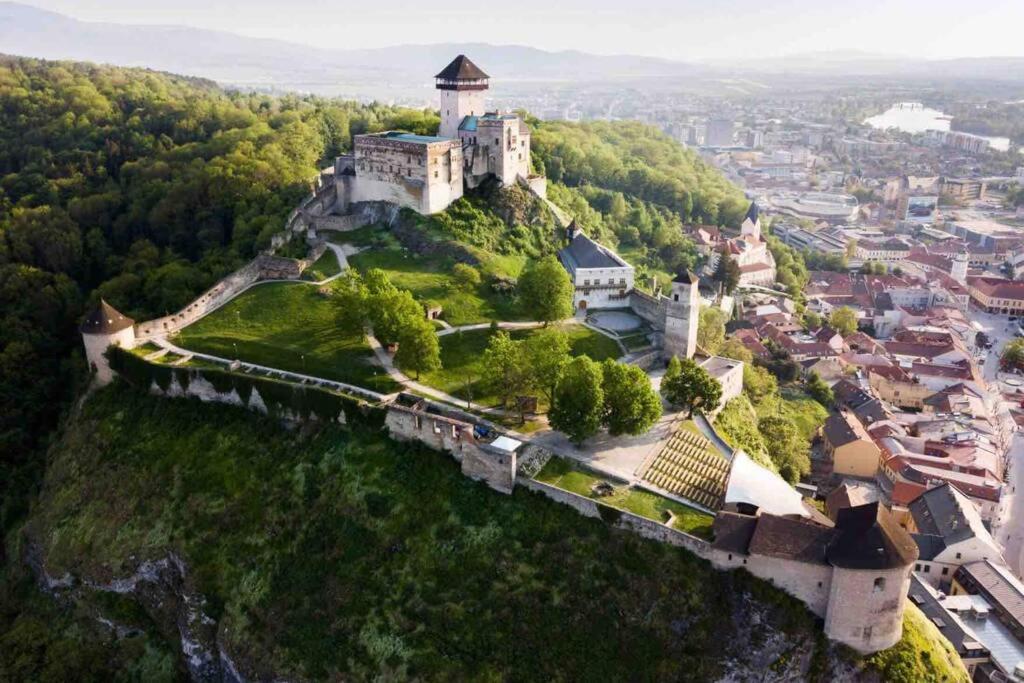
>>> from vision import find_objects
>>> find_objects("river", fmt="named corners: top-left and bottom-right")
top-left (864, 102), bottom-right (1019, 153)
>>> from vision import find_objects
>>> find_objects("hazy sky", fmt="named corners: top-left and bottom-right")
top-left (20, 0), bottom-right (1024, 61)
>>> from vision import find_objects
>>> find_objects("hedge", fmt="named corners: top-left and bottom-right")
top-left (106, 346), bottom-right (385, 429)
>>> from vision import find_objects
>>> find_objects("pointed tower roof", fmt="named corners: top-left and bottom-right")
top-left (744, 201), bottom-right (760, 225)
top-left (435, 55), bottom-right (489, 81)
top-left (673, 270), bottom-right (699, 285)
top-left (80, 299), bottom-right (134, 335)
top-left (826, 501), bottom-right (918, 570)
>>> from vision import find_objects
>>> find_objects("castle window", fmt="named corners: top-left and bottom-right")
top-left (873, 577), bottom-right (886, 592)
top-left (817, 581), bottom-right (823, 588)
top-left (956, 552), bottom-right (961, 559)
top-left (674, 294), bottom-right (679, 302)
top-left (434, 171), bottom-right (439, 178)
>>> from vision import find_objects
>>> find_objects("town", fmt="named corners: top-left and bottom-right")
top-left (65, 52), bottom-right (1024, 678)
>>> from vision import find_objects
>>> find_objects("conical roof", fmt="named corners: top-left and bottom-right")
top-left (826, 501), bottom-right (918, 570)
top-left (435, 55), bottom-right (489, 80)
top-left (80, 299), bottom-right (134, 335)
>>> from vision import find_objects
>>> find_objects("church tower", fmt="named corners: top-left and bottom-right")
top-left (663, 271), bottom-right (700, 361)
top-left (436, 55), bottom-right (489, 139)
top-left (740, 200), bottom-right (762, 242)
top-left (951, 251), bottom-right (968, 284)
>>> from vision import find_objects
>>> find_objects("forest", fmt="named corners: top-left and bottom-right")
top-left (0, 55), bottom-right (968, 682)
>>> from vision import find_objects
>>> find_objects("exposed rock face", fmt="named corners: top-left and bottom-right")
top-left (25, 541), bottom-right (241, 683)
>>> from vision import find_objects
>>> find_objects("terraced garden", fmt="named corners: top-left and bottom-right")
top-left (639, 423), bottom-right (729, 511)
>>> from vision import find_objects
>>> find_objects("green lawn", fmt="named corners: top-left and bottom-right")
top-left (415, 324), bottom-right (622, 409)
top-left (347, 243), bottom-right (527, 326)
top-left (129, 341), bottom-right (162, 357)
top-left (302, 248), bottom-right (341, 281)
top-left (175, 281), bottom-right (398, 393)
top-left (536, 456), bottom-right (714, 538)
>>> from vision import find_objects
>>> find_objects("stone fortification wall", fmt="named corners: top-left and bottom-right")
top-left (630, 289), bottom-right (666, 329)
top-left (135, 180), bottom-right (334, 341)
top-left (134, 259), bottom-right (264, 340)
top-left (518, 478), bottom-right (712, 558)
top-left (385, 403), bottom-right (516, 494)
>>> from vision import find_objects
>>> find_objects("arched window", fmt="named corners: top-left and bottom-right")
top-left (873, 577), bottom-right (886, 593)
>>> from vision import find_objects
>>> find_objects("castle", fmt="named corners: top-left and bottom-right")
top-left (333, 55), bottom-right (545, 216)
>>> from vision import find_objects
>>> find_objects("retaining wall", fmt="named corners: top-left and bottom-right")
top-left (630, 289), bottom-right (666, 329)
top-left (518, 477), bottom-right (713, 558)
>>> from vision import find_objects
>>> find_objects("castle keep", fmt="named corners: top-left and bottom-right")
top-left (335, 55), bottom-right (541, 216)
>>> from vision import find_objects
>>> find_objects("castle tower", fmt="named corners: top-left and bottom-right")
top-left (740, 201), bottom-right (762, 242)
top-left (663, 271), bottom-right (700, 361)
top-left (823, 502), bottom-right (918, 653)
top-left (80, 299), bottom-right (136, 385)
top-left (436, 55), bottom-right (489, 140)
top-left (951, 251), bottom-right (969, 284)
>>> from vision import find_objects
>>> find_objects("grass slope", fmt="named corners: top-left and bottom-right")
top-left (535, 457), bottom-right (714, 538)
top-left (15, 385), bottom-right (967, 681)
top-left (175, 280), bottom-right (397, 393)
top-left (348, 244), bottom-right (524, 326)
top-left (417, 325), bottom-right (622, 409)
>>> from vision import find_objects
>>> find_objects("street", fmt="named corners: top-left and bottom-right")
top-left (970, 308), bottom-right (1024, 577)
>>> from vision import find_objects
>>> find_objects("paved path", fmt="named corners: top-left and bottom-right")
top-left (365, 330), bottom-right (518, 419)
top-left (153, 337), bottom-right (387, 402)
top-left (693, 413), bottom-right (735, 461)
top-left (436, 320), bottom-right (556, 337)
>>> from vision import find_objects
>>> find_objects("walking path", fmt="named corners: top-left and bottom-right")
top-left (365, 330), bottom-right (518, 419)
top-left (153, 337), bottom-right (388, 402)
top-left (693, 413), bottom-right (735, 461)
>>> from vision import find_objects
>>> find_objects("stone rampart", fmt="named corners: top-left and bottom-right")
top-left (518, 478), bottom-right (713, 558)
top-left (134, 178), bottom-right (335, 341)
top-left (630, 289), bottom-right (666, 329)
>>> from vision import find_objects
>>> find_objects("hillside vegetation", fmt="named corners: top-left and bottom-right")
top-left (7, 384), bottom-right (967, 681)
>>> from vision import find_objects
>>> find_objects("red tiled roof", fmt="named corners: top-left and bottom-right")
top-left (968, 276), bottom-right (1024, 300)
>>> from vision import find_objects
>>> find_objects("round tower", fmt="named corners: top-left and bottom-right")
top-left (823, 502), bottom-right (919, 654)
top-left (663, 270), bottom-right (700, 361)
top-left (80, 299), bottom-right (136, 385)
top-left (951, 251), bottom-right (969, 284)
top-left (435, 55), bottom-right (489, 140)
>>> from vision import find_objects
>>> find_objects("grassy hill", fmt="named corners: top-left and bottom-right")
top-left (5, 385), bottom-right (968, 681)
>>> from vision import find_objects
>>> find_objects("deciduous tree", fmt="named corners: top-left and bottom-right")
top-left (395, 318), bottom-right (441, 379)
top-left (550, 356), bottom-right (604, 445)
top-left (517, 255), bottom-right (574, 324)
top-left (661, 356), bottom-right (722, 417)
top-left (601, 359), bottom-right (662, 436)
top-left (829, 306), bottom-right (858, 337)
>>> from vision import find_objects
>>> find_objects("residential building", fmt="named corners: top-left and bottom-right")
top-left (557, 222), bottom-right (634, 311)
top-left (822, 410), bottom-right (882, 478)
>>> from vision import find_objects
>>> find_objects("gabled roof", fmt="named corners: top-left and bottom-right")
top-left (435, 55), bottom-right (489, 80)
top-left (558, 232), bottom-right (629, 270)
top-left (80, 299), bottom-right (134, 335)
top-left (827, 501), bottom-right (918, 570)
top-left (748, 514), bottom-right (834, 564)
top-left (908, 483), bottom-right (997, 551)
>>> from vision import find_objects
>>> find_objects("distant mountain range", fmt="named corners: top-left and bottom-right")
top-left (0, 2), bottom-right (702, 97)
top-left (2, 1), bottom-right (1023, 96)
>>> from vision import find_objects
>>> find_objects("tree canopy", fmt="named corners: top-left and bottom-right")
top-left (661, 357), bottom-right (723, 417)
top-left (549, 356), bottom-right (605, 444)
